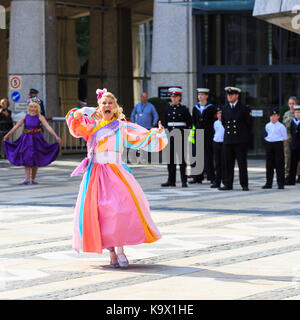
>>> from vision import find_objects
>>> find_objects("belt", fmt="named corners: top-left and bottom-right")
top-left (168, 122), bottom-right (186, 127)
top-left (23, 128), bottom-right (42, 134)
top-left (93, 151), bottom-right (123, 164)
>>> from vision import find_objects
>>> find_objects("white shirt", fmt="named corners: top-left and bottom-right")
top-left (264, 121), bottom-right (288, 142)
top-left (230, 101), bottom-right (238, 109)
top-left (213, 120), bottom-right (225, 142)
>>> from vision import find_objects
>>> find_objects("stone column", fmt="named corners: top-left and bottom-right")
top-left (87, 10), bottom-right (103, 107)
top-left (87, 4), bottom-right (133, 115)
top-left (0, 28), bottom-right (7, 99)
top-left (8, 0), bottom-right (59, 117)
top-left (57, 16), bottom-right (78, 116)
top-left (151, 0), bottom-right (197, 110)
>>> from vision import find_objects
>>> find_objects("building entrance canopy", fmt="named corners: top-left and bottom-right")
top-left (158, 0), bottom-right (254, 11)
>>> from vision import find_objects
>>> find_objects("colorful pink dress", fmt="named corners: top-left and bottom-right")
top-left (66, 108), bottom-right (168, 254)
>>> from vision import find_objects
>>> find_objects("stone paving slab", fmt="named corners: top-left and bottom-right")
top-left (0, 156), bottom-right (300, 300)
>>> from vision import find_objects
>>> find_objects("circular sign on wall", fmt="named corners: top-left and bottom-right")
top-left (11, 91), bottom-right (21, 102)
top-left (9, 76), bottom-right (22, 90)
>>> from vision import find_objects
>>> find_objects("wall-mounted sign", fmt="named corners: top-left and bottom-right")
top-left (14, 102), bottom-right (27, 112)
top-left (11, 91), bottom-right (21, 102)
top-left (251, 109), bottom-right (263, 117)
top-left (9, 76), bottom-right (22, 90)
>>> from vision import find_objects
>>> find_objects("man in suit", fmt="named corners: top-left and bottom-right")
top-left (189, 88), bottom-right (215, 184)
top-left (219, 86), bottom-right (253, 191)
top-left (161, 87), bottom-right (193, 188)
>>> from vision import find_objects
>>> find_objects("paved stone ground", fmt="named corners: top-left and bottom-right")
top-left (0, 155), bottom-right (300, 300)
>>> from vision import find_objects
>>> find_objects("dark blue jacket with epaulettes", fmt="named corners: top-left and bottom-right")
top-left (221, 101), bottom-right (253, 145)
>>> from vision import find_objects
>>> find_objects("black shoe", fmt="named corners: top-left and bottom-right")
top-left (182, 183), bottom-right (188, 188)
top-left (161, 182), bottom-right (176, 187)
top-left (218, 186), bottom-right (232, 191)
top-left (242, 187), bottom-right (249, 191)
top-left (189, 179), bottom-right (202, 184)
top-left (278, 185), bottom-right (284, 189)
top-left (285, 181), bottom-right (295, 186)
top-left (262, 184), bottom-right (272, 189)
top-left (210, 183), bottom-right (220, 188)
top-left (297, 176), bottom-right (300, 183)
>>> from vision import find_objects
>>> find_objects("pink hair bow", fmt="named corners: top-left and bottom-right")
top-left (96, 88), bottom-right (107, 101)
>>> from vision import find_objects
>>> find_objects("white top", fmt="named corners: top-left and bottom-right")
top-left (213, 120), bottom-right (225, 143)
top-left (81, 107), bottom-right (96, 117)
top-left (264, 121), bottom-right (288, 142)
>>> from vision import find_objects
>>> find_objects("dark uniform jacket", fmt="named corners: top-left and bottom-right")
top-left (165, 103), bottom-right (193, 131)
top-left (0, 109), bottom-right (13, 133)
top-left (221, 101), bottom-right (252, 145)
top-left (192, 103), bottom-right (215, 140)
top-left (290, 120), bottom-right (300, 150)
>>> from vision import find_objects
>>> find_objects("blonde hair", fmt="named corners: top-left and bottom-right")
top-left (0, 98), bottom-right (9, 107)
top-left (27, 102), bottom-right (41, 114)
top-left (97, 92), bottom-right (126, 121)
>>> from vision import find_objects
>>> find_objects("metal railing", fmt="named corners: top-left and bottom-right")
top-left (44, 117), bottom-right (87, 154)
top-left (9, 118), bottom-right (87, 155)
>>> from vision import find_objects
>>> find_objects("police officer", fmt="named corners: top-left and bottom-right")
top-left (189, 88), bottom-right (215, 184)
top-left (161, 87), bottom-right (192, 188)
top-left (219, 86), bottom-right (252, 191)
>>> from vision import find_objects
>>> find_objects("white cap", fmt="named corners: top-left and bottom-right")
top-left (197, 88), bottom-right (210, 93)
top-left (169, 87), bottom-right (183, 96)
top-left (225, 86), bottom-right (242, 93)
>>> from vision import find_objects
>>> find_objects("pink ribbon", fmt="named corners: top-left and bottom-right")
top-left (71, 157), bottom-right (90, 177)
top-left (96, 88), bottom-right (107, 101)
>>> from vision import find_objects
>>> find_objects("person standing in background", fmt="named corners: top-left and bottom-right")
top-left (283, 96), bottom-right (300, 183)
top-left (219, 86), bottom-right (252, 191)
top-left (131, 92), bottom-right (159, 130)
top-left (0, 98), bottom-right (13, 159)
top-left (27, 89), bottom-right (46, 116)
top-left (161, 87), bottom-right (192, 188)
top-left (263, 107), bottom-right (287, 190)
top-left (211, 107), bottom-right (225, 188)
top-left (189, 88), bottom-right (215, 185)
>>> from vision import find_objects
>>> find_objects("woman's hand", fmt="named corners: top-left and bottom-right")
top-left (157, 121), bottom-right (164, 134)
top-left (3, 134), bottom-right (8, 142)
top-left (151, 121), bottom-right (164, 134)
top-left (74, 110), bottom-right (83, 120)
top-left (92, 110), bottom-right (102, 120)
top-left (56, 136), bottom-right (62, 144)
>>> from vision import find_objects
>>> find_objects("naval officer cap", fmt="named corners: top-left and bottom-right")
top-left (169, 87), bottom-right (183, 97)
top-left (225, 86), bottom-right (242, 94)
top-left (294, 105), bottom-right (300, 110)
top-left (197, 88), bottom-right (210, 94)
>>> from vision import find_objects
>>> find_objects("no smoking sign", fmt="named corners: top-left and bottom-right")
top-left (9, 76), bottom-right (22, 90)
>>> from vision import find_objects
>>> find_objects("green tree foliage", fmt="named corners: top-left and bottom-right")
top-left (148, 97), bottom-right (169, 125)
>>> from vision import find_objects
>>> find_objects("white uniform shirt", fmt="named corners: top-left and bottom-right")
top-left (213, 120), bottom-right (225, 143)
top-left (264, 121), bottom-right (288, 142)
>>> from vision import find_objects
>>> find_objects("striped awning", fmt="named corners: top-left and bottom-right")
top-left (158, 0), bottom-right (255, 11)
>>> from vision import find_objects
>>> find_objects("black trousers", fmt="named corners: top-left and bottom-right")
top-left (167, 136), bottom-right (187, 184)
top-left (213, 141), bottom-right (225, 186)
top-left (288, 148), bottom-right (300, 184)
top-left (191, 135), bottom-right (215, 182)
top-left (223, 143), bottom-right (248, 188)
top-left (265, 141), bottom-right (285, 187)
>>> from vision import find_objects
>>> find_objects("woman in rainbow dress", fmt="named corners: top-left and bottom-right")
top-left (66, 89), bottom-right (168, 268)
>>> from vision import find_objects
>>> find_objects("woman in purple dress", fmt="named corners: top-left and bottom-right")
top-left (3, 100), bottom-right (62, 184)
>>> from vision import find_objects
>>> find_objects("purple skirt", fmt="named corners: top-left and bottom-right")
top-left (4, 132), bottom-right (59, 167)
